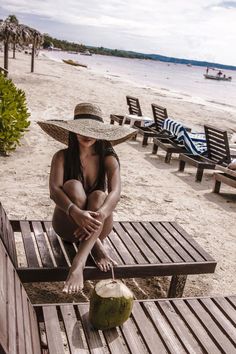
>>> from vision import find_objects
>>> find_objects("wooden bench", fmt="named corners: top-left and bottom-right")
top-left (0, 203), bottom-right (216, 298)
top-left (213, 165), bottom-right (236, 193)
top-left (0, 237), bottom-right (235, 354)
top-left (179, 125), bottom-right (232, 182)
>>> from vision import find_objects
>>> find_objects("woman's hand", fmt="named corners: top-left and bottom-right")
top-left (70, 207), bottom-right (102, 238)
top-left (73, 210), bottom-right (106, 241)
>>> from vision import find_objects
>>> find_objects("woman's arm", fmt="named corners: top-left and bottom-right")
top-left (49, 150), bottom-right (72, 212)
top-left (97, 155), bottom-right (121, 220)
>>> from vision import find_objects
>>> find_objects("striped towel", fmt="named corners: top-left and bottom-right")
top-left (163, 118), bottom-right (207, 155)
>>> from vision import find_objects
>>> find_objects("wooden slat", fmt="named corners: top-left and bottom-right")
top-left (126, 96), bottom-right (142, 116)
top-left (199, 298), bottom-right (236, 345)
top-left (103, 327), bottom-right (128, 354)
top-left (60, 304), bottom-right (88, 353)
top-left (43, 222), bottom-right (68, 267)
top-left (132, 302), bottom-right (167, 353)
top-left (114, 223), bottom-right (147, 263)
top-left (157, 300), bottom-right (203, 353)
top-left (108, 229), bottom-right (135, 264)
top-left (122, 222), bottom-right (158, 263)
top-left (159, 222), bottom-right (194, 262)
top-left (150, 222), bottom-right (184, 262)
top-left (32, 221), bottom-right (54, 267)
top-left (43, 306), bottom-right (65, 354)
top-left (137, 222), bottom-right (172, 263)
top-left (105, 237), bottom-right (122, 265)
top-left (143, 301), bottom-right (186, 354)
top-left (77, 303), bottom-right (105, 354)
top-left (22, 292), bottom-right (34, 353)
top-left (172, 299), bottom-right (222, 353)
top-left (187, 298), bottom-right (236, 352)
top-left (171, 222), bottom-right (215, 261)
top-left (20, 221), bottom-right (40, 268)
top-left (15, 278), bottom-right (26, 354)
top-left (213, 296), bottom-right (236, 325)
top-left (28, 305), bottom-right (41, 354)
top-left (162, 222), bottom-right (204, 262)
top-left (7, 256), bottom-right (17, 354)
top-left (0, 204), bottom-right (17, 265)
top-left (61, 239), bottom-right (77, 263)
top-left (121, 317), bottom-right (149, 354)
top-left (0, 241), bottom-right (8, 354)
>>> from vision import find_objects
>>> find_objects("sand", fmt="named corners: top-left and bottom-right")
top-left (0, 52), bottom-right (236, 303)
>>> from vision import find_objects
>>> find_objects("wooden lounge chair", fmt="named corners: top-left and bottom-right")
top-left (110, 95), bottom-right (141, 125)
top-left (213, 165), bottom-right (236, 193)
top-left (1, 237), bottom-right (235, 354)
top-left (0, 66), bottom-right (8, 76)
top-left (179, 125), bottom-right (232, 182)
top-left (152, 118), bottom-right (196, 163)
top-left (138, 103), bottom-right (168, 146)
top-left (0, 202), bottom-right (216, 298)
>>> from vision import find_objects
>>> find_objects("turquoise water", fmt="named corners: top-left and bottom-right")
top-left (43, 50), bottom-right (236, 112)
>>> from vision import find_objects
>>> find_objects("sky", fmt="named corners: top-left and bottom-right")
top-left (1, 0), bottom-right (236, 65)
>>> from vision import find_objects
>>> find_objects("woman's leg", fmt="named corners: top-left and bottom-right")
top-left (87, 190), bottom-right (117, 271)
top-left (63, 190), bottom-right (116, 294)
top-left (52, 179), bottom-right (87, 241)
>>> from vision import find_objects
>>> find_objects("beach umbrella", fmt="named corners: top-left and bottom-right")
top-left (0, 18), bottom-right (44, 74)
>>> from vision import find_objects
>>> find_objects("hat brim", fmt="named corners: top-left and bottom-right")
top-left (37, 119), bottom-right (137, 146)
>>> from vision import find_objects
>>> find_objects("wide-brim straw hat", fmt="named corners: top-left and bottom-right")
top-left (37, 103), bottom-right (137, 146)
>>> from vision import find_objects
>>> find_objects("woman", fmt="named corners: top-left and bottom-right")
top-left (38, 103), bottom-right (136, 294)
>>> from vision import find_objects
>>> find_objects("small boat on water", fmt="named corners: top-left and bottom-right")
top-left (204, 74), bottom-right (232, 81)
top-left (80, 50), bottom-right (92, 56)
top-left (62, 59), bottom-right (87, 68)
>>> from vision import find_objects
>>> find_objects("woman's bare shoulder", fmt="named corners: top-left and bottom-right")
top-left (52, 149), bottom-right (66, 162)
top-left (104, 154), bottom-right (120, 170)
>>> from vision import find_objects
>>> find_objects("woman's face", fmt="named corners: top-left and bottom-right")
top-left (76, 133), bottom-right (96, 148)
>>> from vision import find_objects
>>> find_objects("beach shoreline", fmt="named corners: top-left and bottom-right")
top-left (0, 52), bottom-right (236, 303)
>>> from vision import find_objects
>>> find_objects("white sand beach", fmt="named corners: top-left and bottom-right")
top-left (0, 52), bottom-right (236, 303)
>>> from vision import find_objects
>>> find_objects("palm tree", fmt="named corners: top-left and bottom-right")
top-left (6, 14), bottom-right (19, 58)
top-left (0, 15), bottom-right (43, 74)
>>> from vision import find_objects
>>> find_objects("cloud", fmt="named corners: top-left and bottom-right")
top-left (1, 1), bottom-right (236, 65)
top-left (213, 1), bottom-right (236, 9)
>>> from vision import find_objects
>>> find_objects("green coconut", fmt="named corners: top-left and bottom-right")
top-left (89, 279), bottom-right (134, 330)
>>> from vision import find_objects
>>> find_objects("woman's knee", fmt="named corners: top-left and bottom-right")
top-left (87, 190), bottom-right (106, 209)
top-left (63, 179), bottom-right (86, 206)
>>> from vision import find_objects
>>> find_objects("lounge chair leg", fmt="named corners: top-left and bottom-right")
top-left (196, 167), bottom-right (204, 182)
top-left (179, 159), bottom-right (186, 172)
top-left (213, 180), bottom-right (221, 193)
top-left (168, 275), bottom-right (187, 298)
top-left (152, 143), bottom-right (158, 154)
top-left (110, 114), bottom-right (115, 125)
top-left (165, 152), bottom-right (172, 163)
top-left (142, 135), bottom-right (148, 146)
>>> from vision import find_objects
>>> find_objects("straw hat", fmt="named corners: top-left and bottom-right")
top-left (37, 103), bottom-right (136, 146)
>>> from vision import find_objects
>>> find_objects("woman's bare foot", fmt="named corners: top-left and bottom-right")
top-left (63, 262), bottom-right (84, 294)
top-left (91, 239), bottom-right (117, 272)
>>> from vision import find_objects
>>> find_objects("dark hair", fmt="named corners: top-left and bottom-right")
top-left (63, 132), bottom-right (118, 193)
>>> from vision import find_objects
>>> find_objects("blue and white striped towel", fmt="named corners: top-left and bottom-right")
top-left (163, 118), bottom-right (207, 155)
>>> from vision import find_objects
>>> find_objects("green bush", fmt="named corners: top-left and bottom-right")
top-left (0, 73), bottom-right (30, 155)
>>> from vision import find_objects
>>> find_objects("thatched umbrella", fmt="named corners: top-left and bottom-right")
top-left (0, 19), bottom-right (44, 74)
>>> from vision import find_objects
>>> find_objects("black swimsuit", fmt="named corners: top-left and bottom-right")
top-left (63, 141), bottom-right (119, 194)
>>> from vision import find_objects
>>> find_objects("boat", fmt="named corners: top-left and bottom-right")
top-left (204, 74), bottom-right (232, 81)
top-left (62, 59), bottom-right (87, 68)
top-left (80, 50), bottom-right (92, 56)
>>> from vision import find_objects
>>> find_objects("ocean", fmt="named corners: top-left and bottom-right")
top-left (43, 50), bottom-right (236, 112)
